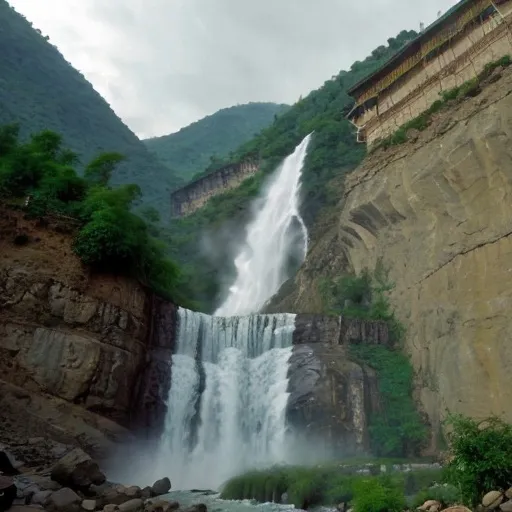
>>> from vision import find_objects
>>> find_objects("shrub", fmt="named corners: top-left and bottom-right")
top-left (352, 477), bottom-right (406, 512)
top-left (457, 78), bottom-right (480, 98)
top-left (411, 484), bottom-right (462, 509)
top-left (443, 414), bottom-right (512, 505)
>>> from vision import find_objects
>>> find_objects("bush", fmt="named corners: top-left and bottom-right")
top-left (411, 484), bottom-right (462, 509)
top-left (443, 414), bottom-right (512, 505)
top-left (457, 78), bottom-right (480, 98)
top-left (352, 477), bottom-right (406, 512)
top-left (320, 261), bottom-right (404, 342)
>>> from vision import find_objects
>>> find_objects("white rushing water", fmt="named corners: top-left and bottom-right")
top-left (215, 134), bottom-right (312, 317)
top-left (152, 137), bottom-right (313, 490)
top-left (156, 308), bottom-right (296, 490)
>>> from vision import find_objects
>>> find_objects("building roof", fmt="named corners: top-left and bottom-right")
top-left (347, 0), bottom-right (477, 99)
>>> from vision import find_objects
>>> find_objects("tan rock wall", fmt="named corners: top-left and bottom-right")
top-left (170, 161), bottom-right (258, 217)
top-left (277, 64), bottom-right (512, 451)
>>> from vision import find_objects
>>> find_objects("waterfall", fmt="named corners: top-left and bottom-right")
top-left (153, 137), bottom-right (312, 490)
top-left (215, 134), bottom-right (312, 316)
top-left (155, 308), bottom-right (296, 490)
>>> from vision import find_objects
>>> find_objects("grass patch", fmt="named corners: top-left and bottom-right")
top-left (220, 464), bottom-right (442, 508)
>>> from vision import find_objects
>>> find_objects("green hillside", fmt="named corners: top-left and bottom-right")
top-left (1, 0), bottom-right (182, 217)
top-left (162, 30), bottom-right (418, 311)
top-left (144, 103), bottom-right (289, 182)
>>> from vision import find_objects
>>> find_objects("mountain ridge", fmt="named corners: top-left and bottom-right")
top-left (144, 102), bottom-right (289, 182)
top-left (1, 0), bottom-right (182, 217)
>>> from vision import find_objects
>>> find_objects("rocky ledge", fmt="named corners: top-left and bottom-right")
top-left (0, 441), bottom-right (205, 512)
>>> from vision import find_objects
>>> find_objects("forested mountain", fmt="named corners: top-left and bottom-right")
top-left (0, 0), bottom-right (182, 217)
top-left (144, 103), bottom-right (289, 182)
top-left (163, 29), bottom-right (418, 311)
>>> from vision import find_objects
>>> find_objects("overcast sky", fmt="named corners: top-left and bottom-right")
top-left (9, 0), bottom-right (458, 139)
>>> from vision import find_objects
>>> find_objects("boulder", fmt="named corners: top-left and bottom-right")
top-left (442, 507), bottom-right (472, 512)
top-left (419, 500), bottom-right (441, 511)
top-left (100, 489), bottom-right (131, 506)
top-left (483, 491), bottom-right (504, 510)
top-left (31, 490), bottom-right (53, 506)
top-left (140, 488), bottom-right (152, 500)
top-left (82, 500), bottom-right (97, 511)
top-left (124, 487), bottom-right (141, 499)
top-left (49, 487), bottom-right (81, 510)
top-left (500, 502), bottom-right (512, 512)
top-left (150, 478), bottom-right (170, 496)
top-left (144, 500), bottom-right (179, 512)
top-left (506, 489), bottom-right (512, 500)
top-left (183, 505), bottom-right (207, 512)
top-left (419, 500), bottom-right (442, 512)
top-left (103, 505), bottom-right (119, 512)
top-left (51, 448), bottom-right (106, 491)
top-left (28, 476), bottom-right (61, 492)
top-left (0, 475), bottom-right (17, 511)
top-left (118, 499), bottom-right (143, 512)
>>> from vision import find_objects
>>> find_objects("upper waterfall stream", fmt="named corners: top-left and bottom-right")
top-left (215, 134), bottom-right (312, 316)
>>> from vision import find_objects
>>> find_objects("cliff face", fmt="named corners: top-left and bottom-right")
top-left (288, 315), bottom-right (388, 457)
top-left (170, 161), bottom-right (258, 217)
top-left (0, 207), bottom-right (177, 455)
top-left (277, 65), bottom-right (512, 450)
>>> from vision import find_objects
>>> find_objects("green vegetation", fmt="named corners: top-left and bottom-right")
top-left (319, 261), bottom-right (404, 342)
top-left (0, 124), bottom-right (181, 300)
top-left (349, 344), bottom-right (428, 457)
top-left (0, 1), bottom-right (182, 216)
top-left (352, 477), bottom-right (406, 512)
top-left (443, 414), bottom-right (512, 506)
top-left (221, 414), bottom-right (512, 509)
top-left (144, 103), bottom-right (289, 182)
top-left (411, 483), bottom-right (462, 509)
top-left (378, 54), bottom-right (512, 149)
top-left (220, 464), bottom-right (441, 509)
top-left (165, 30), bottom-right (418, 311)
top-left (320, 264), bottom-right (427, 456)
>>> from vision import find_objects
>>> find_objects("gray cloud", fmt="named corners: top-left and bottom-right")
top-left (10, 0), bottom-right (458, 137)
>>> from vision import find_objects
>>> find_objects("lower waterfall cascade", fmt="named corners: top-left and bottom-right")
top-left (156, 308), bottom-right (296, 490)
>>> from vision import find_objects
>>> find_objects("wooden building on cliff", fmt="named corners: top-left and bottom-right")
top-left (347, 0), bottom-right (512, 146)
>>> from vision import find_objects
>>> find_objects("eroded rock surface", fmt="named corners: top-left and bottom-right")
top-left (0, 207), bottom-right (177, 455)
top-left (275, 64), bottom-right (512, 451)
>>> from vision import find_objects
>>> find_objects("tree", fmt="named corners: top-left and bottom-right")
top-left (84, 151), bottom-right (125, 186)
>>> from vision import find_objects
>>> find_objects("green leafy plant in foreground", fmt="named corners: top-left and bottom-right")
top-left (443, 414), bottom-right (512, 506)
